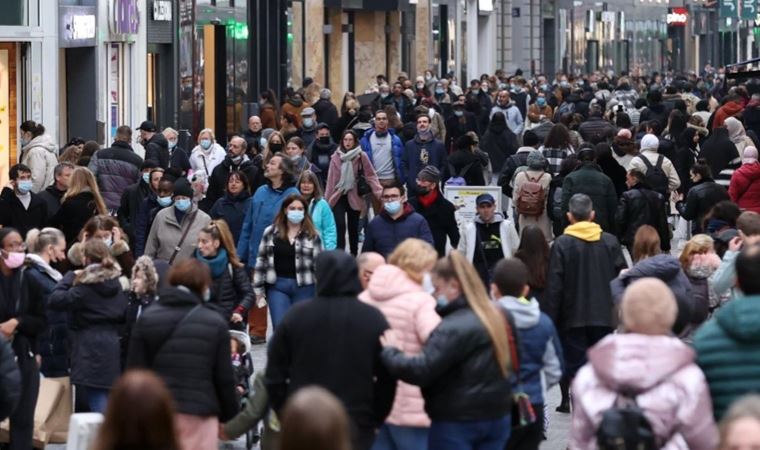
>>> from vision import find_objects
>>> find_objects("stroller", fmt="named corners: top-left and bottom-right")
top-left (229, 330), bottom-right (258, 449)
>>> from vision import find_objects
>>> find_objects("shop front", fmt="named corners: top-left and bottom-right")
top-left (147, 0), bottom-right (177, 130)
top-left (59, 4), bottom-right (98, 143)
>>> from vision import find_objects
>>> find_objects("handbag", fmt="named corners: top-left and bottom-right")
top-left (168, 210), bottom-right (199, 265)
top-left (356, 156), bottom-right (372, 197)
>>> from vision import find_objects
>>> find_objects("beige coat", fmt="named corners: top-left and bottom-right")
top-left (144, 205), bottom-right (211, 263)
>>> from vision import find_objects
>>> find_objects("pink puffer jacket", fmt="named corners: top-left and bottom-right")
top-left (570, 334), bottom-right (718, 450)
top-left (359, 264), bottom-right (441, 427)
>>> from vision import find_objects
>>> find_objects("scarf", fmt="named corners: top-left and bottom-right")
top-left (25, 253), bottom-right (62, 282)
top-left (195, 248), bottom-right (229, 279)
top-left (335, 147), bottom-right (363, 194)
top-left (418, 188), bottom-right (439, 208)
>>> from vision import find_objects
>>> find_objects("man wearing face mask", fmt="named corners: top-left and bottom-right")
top-left (0, 164), bottom-right (48, 239)
top-left (490, 90), bottom-right (524, 136)
top-left (408, 166), bottom-right (459, 257)
top-left (362, 183), bottom-right (433, 258)
top-left (309, 124), bottom-right (338, 186)
top-left (299, 108), bottom-right (319, 149)
top-left (145, 177), bottom-right (212, 263)
top-left (444, 99), bottom-right (478, 152)
top-left (137, 120), bottom-right (170, 169)
top-left (118, 160), bottom-right (161, 246)
top-left (402, 115), bottom-right (447, 197)
top-left (372, 83), bottom-right (394, 112)
top-left (206, 136), bottom-right (263, 207)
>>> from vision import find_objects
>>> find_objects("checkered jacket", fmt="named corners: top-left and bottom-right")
top-left (541, 146), bottom-right (574, 176)
top-left (253, 225), bottom-right (322, 296)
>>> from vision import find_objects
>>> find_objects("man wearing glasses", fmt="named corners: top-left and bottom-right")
top-left (362, 183), bottom-right (433, 258)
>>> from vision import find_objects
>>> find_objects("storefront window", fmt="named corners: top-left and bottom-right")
top-left (0, 0), bottom-right (25, 26)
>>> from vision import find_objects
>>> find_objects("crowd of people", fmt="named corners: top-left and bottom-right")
top-left (2, 66), bottom-right (760, 450)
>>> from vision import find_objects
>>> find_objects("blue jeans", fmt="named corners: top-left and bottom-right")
top-left (428, 416), bottom-right (511, 450)
top-left (267, 277), bottom-right (315, 328)
top-left (371, 424), bottom-right (429, 450)
top-left (82, 386), bottom-right (109, 413)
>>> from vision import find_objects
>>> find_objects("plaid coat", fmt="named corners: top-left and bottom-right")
top-left (253, 225), bottom-right (322, 296)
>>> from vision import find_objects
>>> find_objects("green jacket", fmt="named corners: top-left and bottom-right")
top-left (560, 163), bottom-right (619, 233)
top-left (694, 296), bottom-right (760, 420)
top-left (223, 371), bottom-right (280, 450)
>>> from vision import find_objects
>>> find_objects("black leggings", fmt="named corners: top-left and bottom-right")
top-left (333, 195), bottom-right (360, 255)
top-left (9, 351), bottom-right (39, 450)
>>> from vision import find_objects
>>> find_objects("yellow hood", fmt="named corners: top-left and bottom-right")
top-left (564, 221), bottom-right (602, 242)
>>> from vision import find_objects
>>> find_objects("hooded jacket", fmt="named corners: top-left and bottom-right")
top-left (362, 203), bottom-right (434, 258)
top-left (20, 134), bottom-right (58, 193)
top-left (481, 113), bottom-right (520, 173)
top-left (48, 264), bottom-right (128, 389)
top-left (127, 286), bottom-right (238, 420)
top-left (88, 141), bottom-right (144, 210)
top-left (544, 221), bottom-right (627, 331)
top-left (358, 264), bottom-right (441, 427)
top-left (609, 254), bottom-right (693, 334)
top-left (266, 251), bottom-right (396, 431)
top-left (694, 295), bottom-right (760, 419)
top-left (571, 334), bottom-right (718, 450)
top-left (458, 212), bottom-right (520, 263)
top-left (615, 182), bottom-right (669, 249)
top-left (729, 162), bottom-right (760, 213)
top-left (712, 101), bottom-right (744, 130)
top-left (497, 296), bottom-right (563, 405)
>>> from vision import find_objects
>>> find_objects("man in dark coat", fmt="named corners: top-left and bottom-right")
top-left (401, 115), bottom-right (447, 197)
top-left (479, 112), bottom-right (519, 175)
top-left (544, 193), bottom-right (627, 411)
top-left (206, 136), bottom-right (263, 208)
top-left (578, 108), bottom-right (616, 144)
top-left (363, 184), bottom-right (434, 258)
top-left (408, 166), bottom-right (460, 256)
top-left (308, 124), bottom-right (338, 186)
top-left (615, 169), bottom-right (669, 252)
top-left (560, 148), bottom-right (619, 233)
top-left (89, 125), bottom-right (144, 211)
top-left (444, 100), bottom-right (478, 152)
top-left (0, 164), bottom-right (47, 239)
top-left (266, 250), bottom-right (396, 450)
top-left (137, 120), bottom-right (170, 169)
top-left (242, 115), bottom-right (264, 156)
top-left (37, 162), bottom-right (73, 221)
top-left (312, 88), bottom-right (339, 130)
top-left (118, 160), bottom-right (160, 246)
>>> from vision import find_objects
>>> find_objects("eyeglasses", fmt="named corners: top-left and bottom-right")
top-left (381, 195), bottom-right (401, 202)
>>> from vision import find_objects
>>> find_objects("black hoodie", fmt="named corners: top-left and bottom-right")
top-left (265, 251), bottom-right (396, 433)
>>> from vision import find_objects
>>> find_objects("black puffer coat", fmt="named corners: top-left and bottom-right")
top-left (615, 183), bottom-right (669, 250)
top-left (208, 262), bottom-right (255, 321)
top-left (0, 335), bottom-right (20, 421)
top-left (206, 157), bottom-right (263, 207)
top-left (676, 178), bottom-right (730, 234)
top-left (50, 191), bottom-right (100, 248)
top-left (48, 264), bottom-right (128, 389)
top-left (144, 132), bottom-right (170, 169)
top-left (0, 187), bottom-right (47, 240)
top-left (23, 260), bottom-right (68, 377)
top-left (381, 297), bottom-right (512, 421)
top-left (560, 164), bottom-right (619, 233)
top-left (126, 286), bottom-right (238, 420)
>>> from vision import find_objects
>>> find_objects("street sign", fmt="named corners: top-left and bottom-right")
top-left (720, 0), bottom-right (738, 18)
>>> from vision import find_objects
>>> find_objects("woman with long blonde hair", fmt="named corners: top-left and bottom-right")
top-left (194, 219), bottom-right (254, 329)
top-left (51, 167), bottom-right (108, 247)
top-left (380, 250), bottom-right (513, 449)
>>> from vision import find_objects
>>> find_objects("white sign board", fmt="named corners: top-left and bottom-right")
top-left (444, 185), bottom-right (503, 228)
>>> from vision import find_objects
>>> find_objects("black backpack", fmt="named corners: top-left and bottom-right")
top-left (596, 393), bottom-right (658, 450)
top-left (638, 154), bottom-right (668, 195)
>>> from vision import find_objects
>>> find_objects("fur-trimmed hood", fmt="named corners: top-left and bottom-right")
top-left (74, 262), bottom-right (123, 287)
top-left (67, 240), bottom-right (130, 268)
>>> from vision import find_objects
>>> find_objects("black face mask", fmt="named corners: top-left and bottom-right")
top-left (417, 186), bottom-right (430, 195)
top-left (269, 143), bottom-right (283, 153)
top-left (318, 136), bottom-right (330, 145)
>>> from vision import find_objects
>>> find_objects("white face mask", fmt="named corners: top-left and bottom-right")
top-left (422, 273), bottom-right (435, 295)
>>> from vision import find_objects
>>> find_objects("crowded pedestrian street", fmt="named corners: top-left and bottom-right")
top-left (3, 1), bottom-right (760, 450)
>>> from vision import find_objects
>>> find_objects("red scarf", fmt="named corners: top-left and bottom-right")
top-left (418, 188), bottom-right (439, 208)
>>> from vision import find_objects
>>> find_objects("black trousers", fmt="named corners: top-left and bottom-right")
top-left (9, 352), bottom-right (39, 450)
top-left (333, 195), bottom-right (361, 256)
top-left (505, 403), bottom-right (544, 450)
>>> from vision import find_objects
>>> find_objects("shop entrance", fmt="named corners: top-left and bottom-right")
top-left (0, 43), bottom-right (17, 187)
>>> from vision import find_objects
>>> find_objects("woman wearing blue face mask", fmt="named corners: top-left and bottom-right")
top-left (253, 195), bottom-right (322, 328)
top-left (189, 128), bottom-right (226, 187)
top-left (144, 177), bottom-right (212, 264)
top-left (132, 171), bottom-right (171, 257)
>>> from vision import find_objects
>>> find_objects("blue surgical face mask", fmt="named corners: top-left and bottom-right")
top-left (436, 295), bottom-right (448, 308)
top-left (17, 180), bottom-right (33, 194)
top-left (287, 210), bottom-right (305, 224)
top-left (384, 200), bottom-right (402, 215)
top-left (536, 98), bottom-right (546, 107)
top-left (142, 172), bottom-right (150, 184)
top-left (103, 237), bottom-right (113, 248)
top-left (435, 88), bottom-right (444, 95)
top-left (175, 198), bottom-right (192, 212)
top-left (200, 139), bottom-right (212, 150)
top-left (454, 110), bottom-right (464, 117)
top-left (157, 196), bottom-right (173, 207)
top-left (168, 140), bottom-right (177, 149)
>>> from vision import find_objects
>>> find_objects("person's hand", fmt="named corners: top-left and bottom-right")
top-left (0, 319), bottom-right (18, 338)
top-left (236, 385), bottom-right (245, 395)
top-left (380, 329), bottom-right (400, 349)
top-left (218, 424), bottom-right (230, 441)
top-left (256, 295), bottom-right (267, 308)
top-left (729, 236), bottom-right (743, 252)
top-left (112, 227), bottom-right (123, 244)
top-left (230, 313), bottom-right (243, 323)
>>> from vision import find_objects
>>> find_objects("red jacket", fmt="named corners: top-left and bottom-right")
top-left (729, 162), bottom-right (760, 213)
top-left (712, 101), bottom-right (744, 129)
